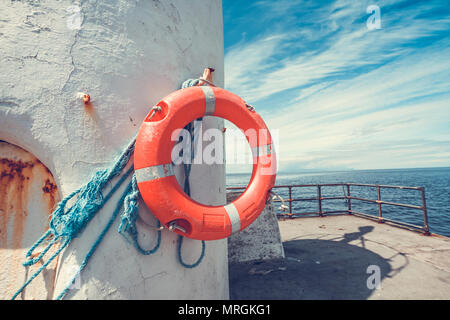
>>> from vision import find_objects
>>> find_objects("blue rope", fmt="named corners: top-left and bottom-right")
top-left (182, 121), bottom-right (194, 195)
top-left (118, 78), bottom-right (205, 263)
top-left (56, 166), bottom-right (135, 300)
top-left (12, 78), bottom-right (208, 300)
top-left (181, 78), bottom-right (201, 88)
top-left (178, 78), bottom-right (206, 268)
top-left (118, 173), bottom-right (161, 255)
top-left (177, 235), bottom-right (206, 268)
top-left (12, 238), bottom-right (71, 300)
top-left (12, 160), bottom-right (135, 300)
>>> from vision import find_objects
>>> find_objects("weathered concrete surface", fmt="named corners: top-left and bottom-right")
top-left (227, 192), bottom-right (284, 263)
top-left (0, 141), bottom-right (61, 300)
top-left (230, 215), bottom-right (450, 299)
top-left (1, 0), bottom-right (228, 299)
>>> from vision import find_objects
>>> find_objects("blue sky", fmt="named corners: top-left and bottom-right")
top-left (222, 0), bottom-right (450, 172)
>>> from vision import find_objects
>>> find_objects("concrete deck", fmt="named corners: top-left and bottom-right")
top-left (229, 215), bottom-right (450, 300)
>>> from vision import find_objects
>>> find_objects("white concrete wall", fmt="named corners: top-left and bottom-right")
top-left (0, 0), bottom-right (227, 299)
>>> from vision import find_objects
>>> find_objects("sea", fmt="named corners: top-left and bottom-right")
top-left (226, 167), bottom-right (450, 237)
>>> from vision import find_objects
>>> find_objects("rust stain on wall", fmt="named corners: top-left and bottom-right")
top-left (0, 142), bottom-right (61, 299)
top-left (42, 178), bottom-right (58, 215)
top-left (0, 158), bottom-right (34, 249)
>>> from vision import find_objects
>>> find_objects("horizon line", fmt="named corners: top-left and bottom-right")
top-left (226, 165), bottom-right (450, 175)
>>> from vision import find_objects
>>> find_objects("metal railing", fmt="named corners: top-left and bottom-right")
top-left (227, 183), bottom-right (430, 235)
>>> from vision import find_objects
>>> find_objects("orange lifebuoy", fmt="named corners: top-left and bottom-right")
top-left (134, 86), bottom-right (277, 240)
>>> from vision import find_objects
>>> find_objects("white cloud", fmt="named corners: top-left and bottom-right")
top-left (225, 1), bottom-right (450, 103)
top-left (224, 0), bottom-right (450, 171)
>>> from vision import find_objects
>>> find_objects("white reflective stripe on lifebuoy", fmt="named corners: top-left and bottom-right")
top-left (251, 143), bottom-right (274, 158)
top-left (224, 203), bottom-right (241, 234)
top-left (135, 163), bottom-right (174, 182)
top-left (201, 86), bottom-right (215, 116)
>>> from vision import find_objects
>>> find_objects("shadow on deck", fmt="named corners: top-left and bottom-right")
top-left (229, 216), bottom-right (450, 300)
top-left (230, 226), bottom-right (394, 299)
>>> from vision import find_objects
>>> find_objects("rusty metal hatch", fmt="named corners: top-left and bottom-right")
top-left (0, 141), bottom-right (61, 299)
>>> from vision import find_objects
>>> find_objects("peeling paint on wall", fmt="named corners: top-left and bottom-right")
top-left (0, 141), bottom-right (61, 299)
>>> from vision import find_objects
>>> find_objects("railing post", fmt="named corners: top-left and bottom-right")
top-left (288, 186), bottom-right (293, 218)
top-left (420, 187), bottom-right (430, 235)
top-left (377, 186), bottom-right (383, 223)
top-left (346, 184), bottom-right (351, 215)
top-left (318, 185), bottom-right (323, 217)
